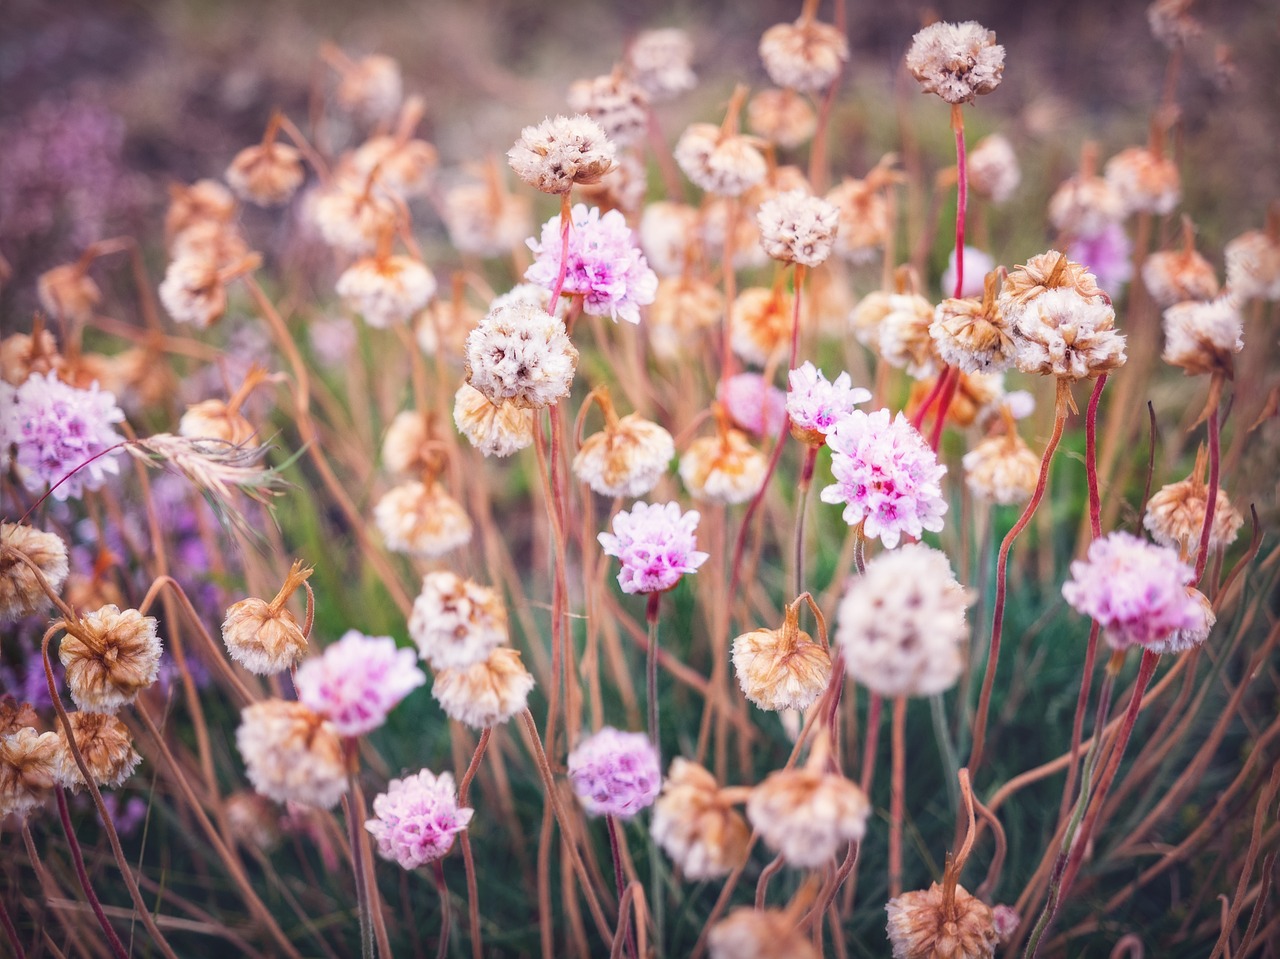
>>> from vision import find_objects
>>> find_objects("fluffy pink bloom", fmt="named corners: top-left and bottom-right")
top-left (598, 501), bottom-right (709, 595)
top-left (1062, 531), bottom-right (1204, 651)
top-left (718, 373), bottom-right (787, 437)
top-left (365, 769), bottom-right (473, 869)
top-left (296, 631), bottom-right (426, 736)
top-left (567, 727), bottom-right (661, 818)
top-left (819, 409), bottom-right (948, 548)
top-left (525, 204), bottom-right (658, 324)
top-left (785, 362), bottom-right (870, 443)
top-left (2, 371), bottom-right (125, 500)
top-left (1068, 222), bottom-right (1133, 295)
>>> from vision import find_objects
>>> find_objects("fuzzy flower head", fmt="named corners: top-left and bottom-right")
top-left (786, 362), bottom-right (870, 446)
top-left (432, 647), bottom-right (535, 729)
top-left (59, 606), bottom-right (162, 713)
top-left (709, 908), bottom-right (821, 959)
top-left (1162, 296), bottom-right (1244, 377)
top-left (0, 728), bottom-right (61, 820)
top-left (626, 28), bottom-right (697, 101)
top-left (820, 409), bottom-right (948, 549)
top-left (336, 255), bottom-right (437, 329)
top-left (747, 762), bottom-right (870, 868)
top-left (1224, 228), bottom-right (1280, 301)
top-left (679, 424), bottom-right (769, 504)
top-left (507, 114), bottom-right (616, 195)
top-left (598, 501), bottom-right (709, 595)
top-left (573, 396), bottom-right (675, 498)
top-left (409, 572), bottom-right (508, 670)
top-left (756, 189), bottom-right (840, 267)
top-left (55, 712), bottom-right (141, 789)
top-left (748, 88), bottom-right (818, 149)
top-left (718, 373), bottom-right (787, 439)
top-left (525, 204), bottom-right (658, 325)
top-left (236, 700), bottom-right (346, 808)
top-left (905, 21), bottom-right (1005, 104)
top-left (1105, 146), bottom-right (1181, 217)
top-left (930, 273), bottom-right (1015, 374)
top-left (1, 523), bottom-right (69, 623)
top-left (886, 882), bottom-right (999, 959)
top-left (567, 73), bottom-right (649, 148)
top-left (567, 726), bottom-right (661, 819)
top-left (1143, 459), bottom-right (1243, 557)
top-left (365, 769), bottom-right (473, 870)
top-left (1062, 531), bottom-right (1204, 652)
top-left (295, 631), bottom-right (425, 737)
top-left (464, 301), bottom-right (578, 409)
top-left (452, 383), bottom-right (534, 458)
top-left (1142, 246), bottom-right (1219, 308)
top-left (732, 602), bottom-right (832, 712)
top-left (650, 759), bottom-right (750, 880)
top-left (968, 133), bottom-right (1020, 203)
top-left (3, 371), bottom-right (125, 501)
top-left (759, 16), bottom-right (848, 93)
top-left (674, 122), bottom-right (767, 198)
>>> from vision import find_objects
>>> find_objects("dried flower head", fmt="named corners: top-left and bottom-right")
top-left (221, 561), bottom-right (313, 675)
top-left (226, 139), bottom-right (304, 207)
top-left (452, 382), bottom-right (535, 458)
top-left (1224, 229), bottom-right (1280, 301)
top-left (366, 769), bottom-right (473, 870)
top-left (179, 400), bottom-right (256, 448)
top-left (373, 480), bottom-right (473, 558)
top-left (679, 419), bottom-right (768, 505)
top-left (442, 178), bottom-right (532, 258)
top-left (906, 21), bottom-right (1005, 104)
top-left (165, 179), bottom-right (237, 246)
top-left (674, 122), bottom-right (767, 198)
top-left (236, 700), bottom-right (347, 808)
top-left (827, 172), bottom-right (894, 263)
top-left (1162, 296), bottom-right (1244, 376)
top-left (747, 88), bottom-right (817, 149)
top-left (931, 273), bottom-right (1015, 373)
top-left (158, 256), bottom-right (232, 328)
top-left (732, 602), bottom-right (832, 712)
top-left (567, 726), bottom-right (661, 819)
top-left (573, 396), bottom-right (675, 498)
top-left (759, 16), bottom-right (848, 92)
top-left (1048, 174), bottom-right (1124, 241)
top-left (645, 276), bottom-right (720, 360)
top-left (967, 133), bottom-right (1020, 203)
top-left (1142, 248), bottom-right (1220, 308)
top-left (333, 53), bottom-right (403, 122)
top-left (56, 606), bottom-right (160, 713)
top-left (886, 881), bottom-right (999, 959)
top-left (432, 647), bottom-right (535, 729)
top-left (464, 301), bottom-right (579, 409)
top-left (2, 326), bottom-right (62, 386)
top-left (567, 72), bottom-right (649, 148)
top-left (1105, 146), bottom-right (1181, 216)
top-left (639, 201), bottom-right (701, 277)
top-left (756, 189), bottom-right (840, 267)
top-left (786, 362), bottom-right (871, 446)
top-left (38, 263), bottom-right (102, 325)
top-left (1011, 286), bottom-right (1127, 380)
top-left (747, 763), bottom-right (869, 867)
top-left (577, 150), bottom-right (648, 216)
top-left (835, 544), bottom-right (972, 697)
top-left (296, 631), bottom-right (424, 737)
top-left (708, 907), bottom-right (821, 959)
top-left (729, 286), bottom-right (793, 366)
top-left (626, 28), bottom-right (697, 101)
top-left (349, 134), bottom-right (438, 201)
top-left (1144, 458), bottom-right (1243, 556)
top-left (225, 791), bottom-right (281, 851)
top-left (337, 255), bottom-right (437, 329)
top-left (963, 432), bottom-right (1040, 505)
top-left (1148, 0), bottom-right (1202, 50)
top-left (409, 571), bottom-right (508, 670)
top-left (999, 250), bottom-right (1106, 309)
top-left (598, 501), bottom-right (709, 595)
top-left (0, 728), bottom-right (61, 820)
top-left (381, 410), bottom-right (444, 479)
top-left (878, 291), bottom-right (941, 377)
top-left (507, 114), bottom-right (616, 195)
top-left (55, 711), bottom-right (140, 789)
top-left (312, 179), bottom-right (398, 256)
top-left (1, 523), bottom-right (69, 622)
top-left (650, 759), bottom-right (750, 880)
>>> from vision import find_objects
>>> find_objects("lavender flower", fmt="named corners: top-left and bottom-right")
top-left (598, 501), bottom-right (710, 595)
top-left (1068, 222), bottom-right (1134, 295)
top-left (295, 631), bottom-right (426, 737)
top-left (2, 372), bottom-right (125, 501)
top-left (785, 362), bottom-right (870, 446)
top-left (365, 769), bottom-right (473, 870)
top-left (567, 727), bottom-right (662, 818)
top-left (718, 373), bottom-right (788, 438)
top-left (525, 204), bottom-right (658, 324)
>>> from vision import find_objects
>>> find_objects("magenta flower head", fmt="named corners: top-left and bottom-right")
top-left (2, 371), bottom-right (125, 501)
top-left (718, 372), bottom-right (787, 438)
top-left (786, 362), bottom-right (871, 446)
top-left (819, 408), bottom-right (948, 548)
top-left (365, 769), bottom-right (473, 870)
top-left (567, 727), bottom-right (661, 818)
top-left (296, 630), bottom-right (426, 736)
top-left (1062, 531), bottom-right (1204, 652)
top-left (525, 203), bottom-right (658, 324)
top-left (598, 501), bottom-right (710, 595)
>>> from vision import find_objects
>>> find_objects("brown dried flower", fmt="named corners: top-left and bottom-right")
top-left (432, 647), bottom-right (535, 729)
top-left (747, 88), bottom-right (817, 149)
top-left (0, 727), bottom-right (61, 820)
top-left (222, 560), bottom-right (313, 675)
top-left (679, 410), bottom-right (768, 504)
top-left (37, 264), bottom-right (102, 325)
top-left (452, 382), bottom-right (535, 458)
top-left (2, 523), bottom-right (69, 623)
top-left (931, 272), bottom-right (1015, 374)
top-left (56, 711), bottom-right (141, 789)
top-left (650, 758), bottom-right (751, 880)
top-left (886, 881), bottom-right (999, 959)
top-left (507, 114), bottom-right (616, 195)
top-left (236, 700), bottom-right (347, 808)
top-left (759, 16), bottom-right (848, 93)
top-left (573, 388), bottom-right (674, 498)
top-left (732, 601), bottom-right (832, 712)
top-left (709, 906), bottom-right (820, 959)
top-left (1144, 451), bottom-right (1244, 557)
top-left (59, 605), bottom-right (162, 713)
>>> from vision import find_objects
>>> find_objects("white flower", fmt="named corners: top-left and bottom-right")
top-left (507, 114), bottom-right (616, 194)
top-left (336, 256), bottom-right (437, 328)
top-left (464, 302), bottom-right (578, 409)
top-left (756, 190), bottom-right (840, 267)
top-left (409, 572), bottom-right (508, 670)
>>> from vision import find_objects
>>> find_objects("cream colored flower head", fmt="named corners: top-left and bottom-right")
top-left (507, 114), bottom-right (616, 195)
top-left (906, 21), bottom-right (1005, 104)
top-left (756, 189), bottom-right (840, 267)
top-left (464, 301), bottom-right (579, 410)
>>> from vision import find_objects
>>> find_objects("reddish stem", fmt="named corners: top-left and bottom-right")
top-left (55, 789), bottom-right (129, 959)
top-left (910, 369), bottom-right (951, 431)
top-left (889, 696), bottom-right (907, 897)
top-left (548, 194), bottom-right (573, 311)
top-left (1193, 378), bottom-right (1222, 581)
top-left (928, 367), bottom-right (960, 450)
top-left (951, 104), bottom-right (968, 299)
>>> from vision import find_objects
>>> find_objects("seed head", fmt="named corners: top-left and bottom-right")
top-left (756, 189), bottom-right (840, 267)
top-left (650, 759), bottom-right (750, 880)
top-left (452, 383), bottom-right (535, 458)
top-left (747, 762), bottom-right (869, 867)
top-left (573, 397), bottom-right (675, 498)
top-left (410, 571), bottom-right (508, 670)
top-left (59, 606), bottom-right (162, 713)
top-left (0, 728), bottom-right (61, 820)
top-left (1, 523), bottom-right (69, 623)
top-left (373, 480), bottom-right (473, 558)
top-left (732, 602), bottom-right (832, 712)
top-left (55, 712), bottom-right (141, 789)
top-left (221, 561), bottom-right (313, 675)
top-left (337, 255), bottom-right (437, 329)
top-left (747, 88), bottom-right (817, 149)
top-left (625, 28), bottom-right (697, 102)
top-left (432, 647), bottom-right (535, 729)
top-left (236, 700), bottom-right (347, 808)
top-left (886, 881), bottom-right (999, 959)
top-left (226, 141), bottom-right (304, 207)
top-left (905, 21), bottom-right (1005, 104)
top-left (567, 72), bottom-right (649, 149)
top-left (507, 114), bottom-right (616, 195)
top-left (759, 17), bottom-right (848, 93)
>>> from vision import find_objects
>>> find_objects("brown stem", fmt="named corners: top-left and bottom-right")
top-left (54, 789), bottom-right (129, 959)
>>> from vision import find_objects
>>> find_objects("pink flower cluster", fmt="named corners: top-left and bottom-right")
top-left (296, 630), bottom-right (426, 736)
top-left (718, 373), bottom-right (787, 437)
top-left (365, 769), bottom-right (473, 870)
top-left (598, 501), bottom-right (710, 595)
top-left (785, 362), bottom-right (871, 442)
top-left (819, 408), bottom-right (948, 548)
top-left (567, 727), bottom-right (662, 819)
top-left (525, 204), bottom-right (658, 324)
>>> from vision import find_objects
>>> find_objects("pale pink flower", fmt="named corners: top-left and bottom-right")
top-left (718, 373), bottom-right (787, 438)
top-left (296, 631), bottom-right (426, 736)
top-left (365, 769), bottom-right (473, 870)
top-left (941, 246), bottom-right (995, 299)
top-left (785, 362), bottom-right (870, 446)
top-left (567, 727), bottom-right (661, 819)
top-left (1068, 222), bottom-right (1134, 295)
top-left (598, 501), bottom-right (709, 595)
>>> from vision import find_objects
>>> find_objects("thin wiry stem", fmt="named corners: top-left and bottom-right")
top-left (54, 789), bottom-right (129, 959)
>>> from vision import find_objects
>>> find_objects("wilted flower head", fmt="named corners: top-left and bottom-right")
top-left (1049, 172), bottom-right (1124, 241)
top-left (1142, 246), bottom-right (1219, 308)
top-left (732, 601), bottom-right (832, 712)
top-left (374, 480), bottom-right (473, 558)
top-left (1011, 286), bottom-right (1126, 380)
top-left (296, 631), bottom-right (425, 736)
top-left (452, 383), bottom-right (535, 458)
top-left (165, 179), bottom-right (237, 246)
top-left (708, 907), bottom-right (821, 959)
top-left (0, 728), bottom-right (61, 820)
top-left (432, 647), bottom-right (535, 729)
top-left (868, 292), bottom-right (940, 378)
top-left (38, 263), bottom-right (102, 325)
top-left (886, 882), bottom-right (999, 959)
top-left (626, 28), bottom-right (697, 101)
top-left (835, 544), bottom-right (972, 697)
top-left (226, 137), bottom-right (304, 207)
top-left (158, 256), bottom-right (231, 328)
top-left (638, 201), bottom-right (700, 277)
top-left (236, 700), bottom-right (347, 808)
top-left (747, 88), bottom-right (817, 149)
top-left (931, 272), bottom-right (1015, 374)
top-left (759, 15), bottom-right (848, 93)
top-left (567, 726), bottom-right (661, 818)
top-left (567, 72), bottom-right (649, 148)
top-left (178, 366), bottom-right (267, 448)
top-left (410, 571), bottom-right (508, 670)
top-left (905, 21), bottom-right (1005, 104)
top-left (55, 712), bottom-right (140, 789)
top-left (221, 561), bottom-right (313, 675)
top-left (679, 418), bottom-right (768, 505)
top-left (366, 769), bottom-right (473, 870)
top-left (820, 409), bottom-right (948, 548)
top-left (1062, 531), bottom-right (1204, 652)
top-left (2, 371), bottom-right (124, 500)
top-left (786, 362), bottom-right (871, 447)
top-left (382, 410), bottom-right (445, 479)
top-left (573, 392), bottom-right (674, 497)
top-left (348, 131), bottom-right (438, 201)
top-left (312, 179), bottom-right (397, 255)
top-left (730, 286), bottom-right (793, 366)
top-left (598, 501), bottom-right (709, 595)
top-left (718, 373), bottom-right (787, 438)
top-left (1143, 455), bottom-right (1243, 557)
top-left (1105, 146), bottom-right (1181, 216)
top-left (1000, 250), bottom-right (1107, 309)
top-left (331, 52), bottom-right (403, 122)
top-left (650, 759), bottom-right (750, 880)
top-left (963, 431), bottom-right (1040, 505)
top-left (2, 326), bottom-right (62, 386)
top-left (337, 254), bottom-right (437, 329)
top-left (747, 758), bottom-right (870, 867)
top-left (1162, 296), bottom-right (1244, 376)
top-left (59, 605), bottom-right (162, 713)
top-left (464, 301), bottom-right (578, 409)
top-left (756, 189), bottom-right (840, 267)
top-left (1224, 227), bottom-right (1280, 301)
top-left (1, 523), bottom-right (69, 623)
top-left (968, 133), bottom-right (1020, 203)
top-left (442, 176), bottom-right (532, 258)
top-left (507, 114), bottom-right (616, 195)
top-left (674, 121), bottom-right (767, 197)
top-left (827, 169), bottom-right (894, 263)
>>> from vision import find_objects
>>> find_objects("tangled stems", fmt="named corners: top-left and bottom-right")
top-left (458, 728), bottom-right (491, 959)
top-left (344, 738), bottom-right (392, 959)
top-left (1193, 373), bottom-right (1224, 582)
top-left (432, 861), bottom-right (452, 959)
top-left (54, 788), bottom-right (129, 959)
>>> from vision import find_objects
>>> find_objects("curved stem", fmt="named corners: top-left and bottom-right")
top-left (548, 194), bottom-right (573, 309)
top-left (755, 854), bottom-right (786, 910)
top-left (1193, 375), bottom-right (1223, 581)
top-left (55, 789), bottom-right (129, 959)
top-left (606, 817), bottom-right (637, 959)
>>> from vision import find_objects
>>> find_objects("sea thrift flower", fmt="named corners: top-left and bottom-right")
top-left (1049, 174), bottom-right (1124, 241)
top-left (709, 908), bottom-right (821, 959)
top-left (747, 88), bottom-right (818, 149)
top-left (827, 173), bottom-right (893, 263)
top-left (337, 255), bottom-right (437, 328)
top-left (650, 759), bottom-right (750, 880)
top-left (1011, 287), bottom-right (1127, 380)
top-left (1162, 296), bottom-right (1244, 376)
top-left (312, 180), bottom-right (397, 255)
top-left (349, 133), bottom-right (438, 201)
top-left (905, 21), bottom-right (1005, 103)
top-left (55, 712), bottom-right (140, 788)
top-left (567, 726), bottom-right (661, 819)
top-left (165, 179), bottom-right (237, 245)
top-left (747, 765), bottom-right (870, 867)
top-left (786, 362), bottom-right (870, 446)
top-left (639, 201), bottom-right (701, 276)
top-left (296, 632), bottom-right (424, 737)
top-left (567, 73), bottom-right (649, 148)
top-left (2, 326), bottom-right (62, 386)
top-left (876, 293), bottom-right (940, 377)
top-left (625, 28), bottom-right (697, 101)
top-left (1149, 587), bottom-right (1215, 655)
top-left (382, 411), bottom-right (443, 479)
top-left (679, 426), bottom-right (768, 505)
top-left (931, 291), bottom-right (1015, 375)
top-left (226, 140), bottom-right (304, 207)
top-left (464, 301), bottom-right (578, 409)
top-left (2, 371), bottom-right (125, 500)
top-left (409, 571), bottom-right (508, 670)
top-left (507, 114), bottom-right (616, 194)
top-left (732, 603), bottom-right (832, 712)
top-left (759, 15), bottom-right (848, 92)
top-left (999, 250), bottom-right (1107, 310)
top-left (886, 883), bottom-right (999, 959)
top-left (1068, 221), bottom-right (1134, 295)
top-left (525, 204), bottom-right (658, 324)
top-left (756, 189), bottom-right (839, 267)
top-left (835, 544), bottom-right (972, 697)
top-left (598, 501), bottom-right (709, 595)
top-left (1224, 229), bottom-right (1280, 301)
top-left (452, 383), bottom-right (534, 458)
top-left (968, 133), bottom-right (1020, 203)
top-left (59, 606), bottom-right (162, 713)
top-left (333, 53), bottom-right (402, 121)
top-left (432, 647), bottom-right (535, 729)
top-left (718, 373), bottom-right (787, 438)
top-left (1105, 146), bottom-right (1180, 216)
top-left (374, 481), bottom-right (473, 557)
top-left (820, 410), bottom-right (948, 548)
top-left (442, 180), bottom-right (532, 257)
top-left (1144, 469), bottom-right (1243, 557)
top-left (158, 256), bottom-right (230, 328)
top-left (573, 403), bottom-right (675, 498)
top-left (365, 769), bottom-right (473, 869)
top-left (1, 523), bottom-right (69, 622)
top-left (0, 728), bottom-right (60, 820)
top-left (221, 561), bottom-right (313, 675)
top-left (730, 286), bottom-right (793, 366)
top-left (1062, 531), bottom-right (1204, 651)
top-left (236, 700), bottom-right (347, 808)
top-left (674, 122), bottom-right (767, 197)
top-left (963, 432), bottom-right (1040, 505)
top-left (942, 247), bottom-right (995, 299)
top-left (37, 264), bottom-right (102, 324)
top-left (1142, 247), bottom-right (1219, 307)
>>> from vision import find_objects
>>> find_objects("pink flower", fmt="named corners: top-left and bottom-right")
top-left (598, 501), bottom-right (710, 595)
top-left (365, 769), bottom-right (473, 869)
top-left (525, 204), bottom-right (658, 324)
top-left (2, 371), bottom-right (125, 500)
top-left (819, 409), bottom-right (948, 548)
top-left (1068, 222), bottom-right (1133, 295)
top-left (718, 373), bottom-right (787, 437)
top-left (296, 631), bottom-right (426, 736)
top-left (786, 362), bottom-right (870, 443)
top-left (567, 727), bottom-right (661, 818)
top-left (1062, 531), bottom-right (1204, 652)
top-left (941, 246), bottom-right (995, 299)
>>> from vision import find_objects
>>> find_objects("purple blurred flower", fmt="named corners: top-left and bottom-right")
top-left (567, 727), bottom-right (662, 818)
top-left (718, 373), bottom-right (787, 437)
top-left (941, 245), bottom-right (995, 298)
top-left (1068, 222), bottom-right (1133, 295)
top-left (296, 631), bottom-right (425, 736)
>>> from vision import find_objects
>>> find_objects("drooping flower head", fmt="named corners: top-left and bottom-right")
top-left (785, 362), bottom-right (871, 447)
top-left (365, 769), bottom-right (473, 870)
top-left (732, 602), bottom-right (832, 712)
top-left (336, 254), bottom-right (437, 329)
top-left (1, 523), bottom-right (69, 623)
top-left (709, 908), bottom-right (821, 959)
top-left (432, 647), bottom-right (535, 729)
top-left (452, 383), bottom-right (535, 458)
top-left (650, 759), bottom-right (750, 880)
top-left (598, 501), bottom-right (709, 595)
top-left (236, 700), bottom-right (347, 808)
top-left (820, 409), bottom-right (948, 548)
top-left (573, 391), bottom-right (674, 498)
top-left (747, 763), bottom-right (870, 868)
top-left (887, 882), bottom-right (999, 959)
top-left (295, 631), bottom-right (425, 737)
top-left (759, 15), bottom-right (848, 93)
top-left (55, 712), bottom-right (141, 789)
top-left (0, 728), bottom-right (61, 820)
top-left (373, 480), bottom-right (473, 558)
top-left (1161, 296), bottom-right (1244, 377)
top-left (567, 726), bottom-right (662, 818)
top-left (905, 21), bottom-right (1005, 104)
top-left (59, 606), bottom-right (162, 713)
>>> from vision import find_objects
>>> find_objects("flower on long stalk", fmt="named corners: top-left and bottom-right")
top-left (567, 726), bottom-right (661, 818)
top-left (295, 631), bottom-right (425, 737)
top-left (598, 501), bottom-right (709, 595)
top-left (365, 769), bottom-right (473, 870)
top-left (650, 758), bottom-right (750, 880)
